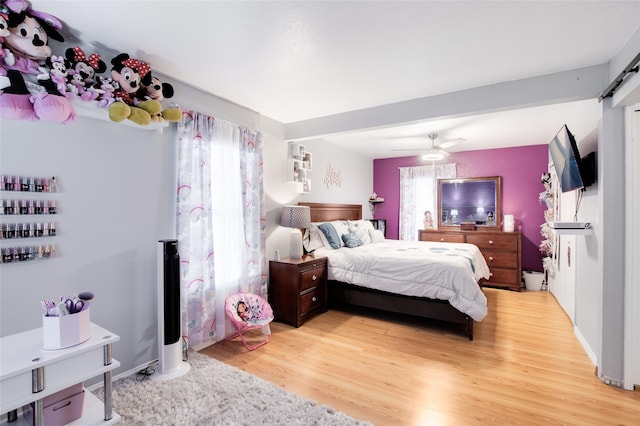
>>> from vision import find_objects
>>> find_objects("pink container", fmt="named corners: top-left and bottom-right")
top-left (23, 383), bottom-right (85, 425)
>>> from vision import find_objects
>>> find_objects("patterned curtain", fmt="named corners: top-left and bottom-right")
top-left (398, 163), bottom-right (456, 240)
top-left (176, 111), bottom-right (264, 347)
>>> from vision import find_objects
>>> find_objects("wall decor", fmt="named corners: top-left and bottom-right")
top-left (324, 162), bottom-right (342, 188)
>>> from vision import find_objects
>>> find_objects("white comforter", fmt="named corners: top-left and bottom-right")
top-left (315, 240), bottom-right (490, 321)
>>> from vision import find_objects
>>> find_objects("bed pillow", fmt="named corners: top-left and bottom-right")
top-left (369, 229), bottom-right (385, 243)
top-left (329, 220), bottom-right (349, 246)
top-left (303, 226), bottom-right (326, 252)
top-left (318, 223), bottom-right (342, 249)
top-left (342, 233), bottom-right (364, 248)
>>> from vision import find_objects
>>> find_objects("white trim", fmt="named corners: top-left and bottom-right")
top-left (574, 325), bottom-right (597, 366)
top-left (624, 104), bottom-right (640, 390)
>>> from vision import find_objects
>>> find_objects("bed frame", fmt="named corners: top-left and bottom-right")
top-left (299, 202), bottom-right (475, 340)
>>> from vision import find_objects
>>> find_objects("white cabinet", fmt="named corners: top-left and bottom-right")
top-left (287, 142), bottom-right (312, 193)
top-left (0, 323), bottom-right (121, 425)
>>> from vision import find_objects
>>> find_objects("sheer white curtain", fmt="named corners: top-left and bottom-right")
top-left (176, 111), bottom-right (264, 347)
top-left (398, 163), bottom-right (456, 240)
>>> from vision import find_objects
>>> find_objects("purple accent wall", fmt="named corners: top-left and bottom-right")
top-left (373, 145), bottom-right (548, 272)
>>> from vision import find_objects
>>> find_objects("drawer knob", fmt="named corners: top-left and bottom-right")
top-left (440, 238), bottom-right (445, 242)
top-left (312, 296), bottom-right (317, 302)
top-left (312, 274), bottom-right (317, 281)
top-left (488, 240), bottom-right (494, 245)
top-left (489, 256), bottom-right (494, 261)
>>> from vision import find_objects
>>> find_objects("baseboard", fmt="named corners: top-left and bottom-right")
top-left (574, 325), bottom-right (597, 366)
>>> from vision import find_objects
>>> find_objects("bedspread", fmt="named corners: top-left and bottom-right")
top-left (315, 240), bottom-right (490, 321)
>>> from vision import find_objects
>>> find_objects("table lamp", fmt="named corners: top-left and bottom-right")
top-left (280, 205), bottom-right (311, 259)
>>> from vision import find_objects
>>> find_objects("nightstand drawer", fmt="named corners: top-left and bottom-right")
top-left (482, 251), bottom-right (518, 269)
top-left (300, 287), bottom-right (325, 315)
top-left (300, 266), bottom-right (325, 291)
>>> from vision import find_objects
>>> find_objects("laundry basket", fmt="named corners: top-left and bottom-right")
top-left (523, 271), bottom-right (544, 291)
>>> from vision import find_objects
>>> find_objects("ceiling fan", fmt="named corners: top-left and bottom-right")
top-left (392, 133), bottom-right (464, 161)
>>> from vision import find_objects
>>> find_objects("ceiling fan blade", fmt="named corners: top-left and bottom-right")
top-left (436, 137), bottom-right (465, 149)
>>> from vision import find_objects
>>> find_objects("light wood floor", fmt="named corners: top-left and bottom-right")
top-left (200, 288), bottom-right (640, 425)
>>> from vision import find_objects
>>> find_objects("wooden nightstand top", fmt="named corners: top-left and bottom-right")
top-left (271, 255), bottom-right (327, 266)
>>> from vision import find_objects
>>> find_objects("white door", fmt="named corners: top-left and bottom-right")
top-left (624, 103), bottom-right (640, 390)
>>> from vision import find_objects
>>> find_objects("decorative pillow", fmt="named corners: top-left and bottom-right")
top-left (369, 229), bottom-right (385, 243)
top-left (342, 233), bottom-right (364, 248)
top-left (353, 228), bottom-right (371, 245)
top-left (352, 219), bottom-right (376, 233)
top-left (318, 223), bottom-right (342, 249)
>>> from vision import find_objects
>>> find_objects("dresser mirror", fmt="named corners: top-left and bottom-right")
top-left (437, 176), bottom-right (502, 229)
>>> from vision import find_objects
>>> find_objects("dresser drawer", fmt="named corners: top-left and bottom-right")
top-left (420, 232), bottom-right (466, 243)
top-left (483, 268), bottom-right (520, 286)
top-left (300, 287), bottom-right (325, 316)
top-left (466, 233), bottom-right (518, 250)
top-left (300, 264), bottom-right (326, 292)
top-left (482, 251), bottom-right (518, 269)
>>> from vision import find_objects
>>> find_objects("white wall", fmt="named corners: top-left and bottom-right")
top-left (298, 138), bottom-right (374, 217)
top-left (0, 78), bottom-right (279, 381)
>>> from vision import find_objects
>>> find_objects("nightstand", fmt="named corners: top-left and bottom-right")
top-left (268, 255), bottom-right (328, 327)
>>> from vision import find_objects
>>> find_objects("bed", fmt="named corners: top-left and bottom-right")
top-left (299, 202), bottom-right (490, 340)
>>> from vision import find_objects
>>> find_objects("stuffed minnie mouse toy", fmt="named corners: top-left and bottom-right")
top-left (0, 0), bottom-right (75, 123)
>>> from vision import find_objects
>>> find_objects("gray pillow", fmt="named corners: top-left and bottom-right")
top-left (341, 233), bottom-right (364, 248)
top-left (318, 223), bottom-right (341, 249)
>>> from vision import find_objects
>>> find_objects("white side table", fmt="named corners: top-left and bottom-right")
top-left (0, 322), bottom-right (121, 425)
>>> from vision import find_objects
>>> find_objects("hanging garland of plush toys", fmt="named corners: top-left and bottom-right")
top-left (0, 0), bottom-right (180, 126)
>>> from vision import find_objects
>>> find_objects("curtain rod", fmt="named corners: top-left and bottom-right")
top-left (599, 51), bottom-right (640, 101)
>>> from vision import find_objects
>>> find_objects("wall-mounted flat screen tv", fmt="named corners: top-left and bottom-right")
top-left (548, 124), bottom-right (595, 193)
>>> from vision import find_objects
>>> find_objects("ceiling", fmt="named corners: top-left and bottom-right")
top-left (31, 1), bottom-right (640, 158)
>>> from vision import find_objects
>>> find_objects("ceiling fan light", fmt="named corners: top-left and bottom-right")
top-left (422, 150), bottom-right (448, 161)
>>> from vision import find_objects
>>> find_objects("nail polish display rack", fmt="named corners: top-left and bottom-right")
top-left (0, 175), bottom-right (58, 264)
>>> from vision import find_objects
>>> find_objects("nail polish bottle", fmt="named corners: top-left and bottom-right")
top-left (36, 222), bottom-right (43, 237)
top-left (29, 222), bottom-right (35, 238)
top-left (36, 177), bottom-right (43, 192)
top-left (49, 222), bottom-right (56, 236)
top-left (20, 199), bottom-right (27, 215)
top-left (29, 177), bottom-right (35, 192)
top-left (43, 178), bottom-right (50, 193)
top-left (36, 245), bottom-right (43, 260)
top-left (0, 175), bottom-right (4, 190)
top-left (21, 176), bottom-right (29, 192)
top-left (50, 177), bottom-right (57, 193)
top-left (43, 222), bottom-right (49, 237)
top-left (49, 200), bottom-right (57, 214)
top-left (49, 244), bottom-right (56, 258)
top-left (0, 199), bottom-right (4, 215)
top-left (12, 200), bottom-right (19, 215)
top-left (28, 200), bottom-right (35, 215)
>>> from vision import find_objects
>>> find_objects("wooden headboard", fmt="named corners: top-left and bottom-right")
top-left (298, 202), bottom-right (362, 222)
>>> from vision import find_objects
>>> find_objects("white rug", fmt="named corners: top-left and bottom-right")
top-left (92, 351), bottom-right (372, 426)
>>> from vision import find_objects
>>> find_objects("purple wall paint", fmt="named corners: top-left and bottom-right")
top-left (373, 145), bottom-right (548, 272)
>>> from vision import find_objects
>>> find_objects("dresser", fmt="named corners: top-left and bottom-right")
top-left (269, 255), bottom-right (328, 327)
top-left (419, 229), bottom-right (522, 291)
